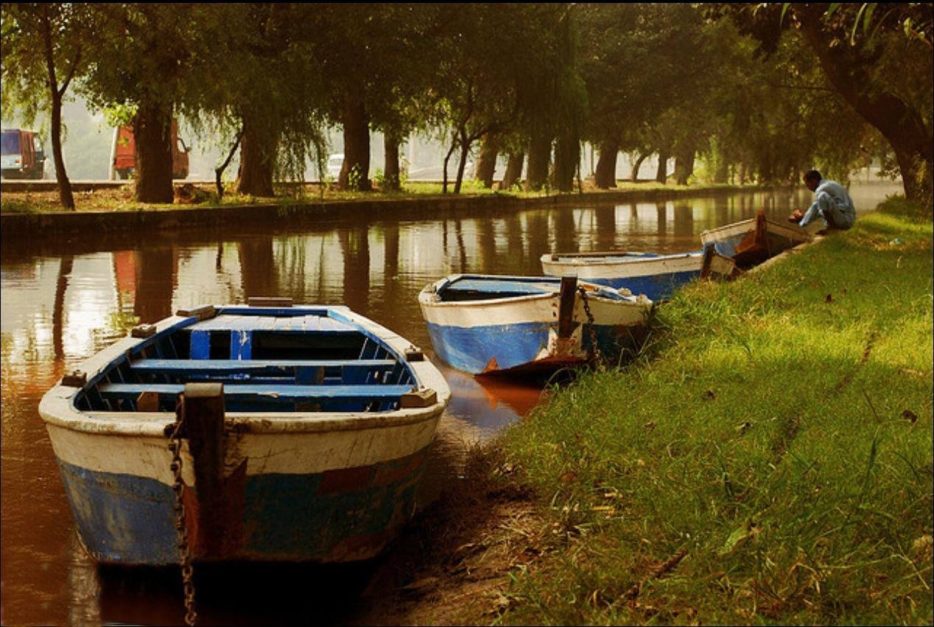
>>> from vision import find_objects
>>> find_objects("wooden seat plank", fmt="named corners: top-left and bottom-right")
top-left (99, 382), bottom-right (412, 400)
top-left (130, 358), bottom-right (397, 373)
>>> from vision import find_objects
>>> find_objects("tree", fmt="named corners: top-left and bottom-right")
top-left (191, 4), bottom-right (328, 197)
top-left (716, 3), bottom-right (933, 203)
top-left (78, 5), bottom-right (203, 203)
top-left (307, 5), bottom-right (441, 192)
top-left (1, 4), bottom-right (92, 210)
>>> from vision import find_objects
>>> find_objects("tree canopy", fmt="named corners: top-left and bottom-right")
top-left (2, 3), bottom-right (930, 204)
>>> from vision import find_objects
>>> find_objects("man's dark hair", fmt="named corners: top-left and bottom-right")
top-left (803, 169), bottom-right (822, 183)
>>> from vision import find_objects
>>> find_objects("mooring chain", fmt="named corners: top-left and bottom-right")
top-left (577, 286), bottom-right (604, 367)
top-left (168, 409), bottom-right (198, 627)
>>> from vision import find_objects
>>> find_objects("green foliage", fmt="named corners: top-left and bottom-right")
top-left (102, 103), bottom-right (138, 129)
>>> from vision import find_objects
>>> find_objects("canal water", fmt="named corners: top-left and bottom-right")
top-left (0, 183), bottom-right (899, 625)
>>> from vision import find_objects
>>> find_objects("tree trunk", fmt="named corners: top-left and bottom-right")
top-left (453, 127), bottom-right (472, 194)
top-left (383, 130), bottom-right (401, 191)
top-left (133, 103), bottom-right (174, 203)
top-left (237, 117), bottom-right (277, 197)
top-left (39, 7), bottom-right (74, 210)
top-left (526, 131), bottom-right (552, 191)
top-left (339, 92), bottom-right (371, 192)
top-left (553, 134), bottom-right (579, 192)
top-left (49, 92), bottom-right (74, 210)
top-left (442, 138), bottom-right (458, 194)
top-left (674, 145), bottom-right (695, 185)
top-left (215, 129), bottom-right (243, 198)
top-left (655, 151), bottom-right (669, 184)
top-left (475, 134), bottom-right (499, 188)
top-left (594, 141), bottom-right (618, 189)
top-left (713, 154), bottom-right (730, 184)
top-left (502, 152), bottom-right (524, 189)
top-left (630, 152), bottom-right (648, 182)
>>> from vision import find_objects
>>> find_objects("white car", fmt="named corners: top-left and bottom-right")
top-left (326, 153), bottom-right (344, 179)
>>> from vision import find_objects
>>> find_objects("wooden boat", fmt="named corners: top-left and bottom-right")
top-left (39, 299), bottom-right (450, 565)
top-left (701, 210), bottom-right (818, 268)
top-left (540, 245), bottom-right (736, 301)
top-left (418, 274), bottom-right (653, 375)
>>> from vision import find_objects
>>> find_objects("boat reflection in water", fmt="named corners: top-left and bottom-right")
top-left (439, 361), bottom-right (545, 435)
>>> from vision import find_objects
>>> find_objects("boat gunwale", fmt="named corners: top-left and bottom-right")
top-left (700, 215), bottom-right (814, 242)
top-left (540, 250), bottom-right (702, 271)
top-left (39, 305), bottom-right (450, 436)
top-left (419, 274), bottom-right (647, 309)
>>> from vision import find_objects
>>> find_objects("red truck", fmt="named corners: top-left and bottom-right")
top-left (110, 120), bottom-right (190, 180)
top-left (1, 128), bottom-right (46, 179)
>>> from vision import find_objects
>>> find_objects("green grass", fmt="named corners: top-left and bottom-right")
top-left (494, 197), bottom-right (933, 625)
top-left (0, 180), bottom-right (751, 214)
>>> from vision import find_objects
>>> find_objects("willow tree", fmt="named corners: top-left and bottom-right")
top-left (1, 4), bottom-right (94, 210)
top-left (717, 3), bottom-right (933, 204)
top-left (577, 5), bottom-right (715, 188)
top-left (428, 4), bottom-right (586, 194)
top-left (77, 4), bottom-right (204, 203)
top-left (304, 5), bottom-right (438, 192)
top-left (191, 4), bottom-right (328, 198)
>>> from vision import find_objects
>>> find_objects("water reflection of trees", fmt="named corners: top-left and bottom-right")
top-left (238, 237), bottom-right (277, 302)
top-left (553, 208), bottom-right (576, 253)
top-left (594, 205), bottom-right (616, 250)
top-left (339, 227), bottom-right (370, 312)
top-left (672, 200), bottom-right (694, 237)
top-left (134, 247), bottom-right (175, 324)
top-left (53, 256), bottom-right (73, 359)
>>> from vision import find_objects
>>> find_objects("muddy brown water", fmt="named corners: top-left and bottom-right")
top-left (0, 184), bottom-right (898, 625)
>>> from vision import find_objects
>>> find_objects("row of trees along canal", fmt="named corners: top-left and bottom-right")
top-left (1, 4), bottom-right (931, 210)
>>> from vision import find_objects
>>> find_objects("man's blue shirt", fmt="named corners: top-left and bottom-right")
top-left (799, 179), bottom-right (856, 229)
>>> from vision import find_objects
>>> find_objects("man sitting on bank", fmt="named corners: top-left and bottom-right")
top-left (789, 169), bottom-right (856, 230)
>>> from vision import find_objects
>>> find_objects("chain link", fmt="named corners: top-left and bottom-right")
top-left (577, 287), bottom-right (604, 368)
top-left (169, 410), bottom-right (198, 627)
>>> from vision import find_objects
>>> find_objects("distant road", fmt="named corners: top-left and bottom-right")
top-left (0, 179), bottom-right (454, 193)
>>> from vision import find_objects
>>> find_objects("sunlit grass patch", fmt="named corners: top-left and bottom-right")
top-left (496, 198), bottom-right (933, 625)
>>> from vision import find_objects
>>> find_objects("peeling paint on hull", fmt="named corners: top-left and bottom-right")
top-left (57, 447), bottom-right (430, 565)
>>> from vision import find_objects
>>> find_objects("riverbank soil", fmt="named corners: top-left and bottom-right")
top-left (353, 197), bottom-right (933, 625)
top-left (348, 446), bottom-right (554, 625)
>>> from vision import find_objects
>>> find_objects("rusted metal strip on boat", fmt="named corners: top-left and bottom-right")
top-left (404, 345), bottom-right (424, 362)
top-left (400, 388), bottom-right (437, 408)
top-left (558, 276), bottom-right (578, 339)
top-left (136, 391), bottom-right (159, 411)
top-left (131, 323), bottom-right (157, 338)
top-left (736, 210), bottom-right (768, 255)
top-left (700, 243), bottom-right (715, 279)
top-left (61, 370), bottom-right (87, 387)
top-left (175, 305), bottom-right (216, 321)
top-left (247, 296), bottom-right (293, 307)
top-left (179, 383), bottom-right (231, 558)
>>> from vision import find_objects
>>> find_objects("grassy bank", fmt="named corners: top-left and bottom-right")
top-left (0, 180), bottom-right (743, 214)
top-left (490, 197), bottom-right (933, 624)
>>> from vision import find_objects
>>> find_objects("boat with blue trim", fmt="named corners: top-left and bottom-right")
top-left (418, 274), bottom-right (653, 376)
top-left (39, 299), bottom-right (450, 565)
top-left (540, 245), bottom-right (736, 302)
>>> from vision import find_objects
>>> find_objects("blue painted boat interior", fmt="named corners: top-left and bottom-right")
top-left (75, 308), bottom-right (417, 413)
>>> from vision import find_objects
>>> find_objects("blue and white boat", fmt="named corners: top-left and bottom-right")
top-left (418, 274), bottom-right (653, 375)
top-left (540, 246), bottom-right (736, 302)
top-left (39, 300), bottom-right (450, 565)
top-left (701, 210), bottom-right (817, 268)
